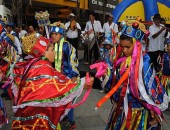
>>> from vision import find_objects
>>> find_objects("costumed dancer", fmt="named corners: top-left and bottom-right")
top-left (0, 17), bottom-right (9, 128)
top-left (0, 17), bottom-right (22, 99)
top-left (50, 22), bottom-right (79, 129)
top-left (95, 20), bottom-right (169, 130)
top-left (97, 36), bottom-right (115, 93)
top-left (50, 22), bottom-right (79, 82)
top-left (0, 70), bottom-right (8, 128)
top-left (0, 34), bottom-right (94, 130)
top-left (161, 38), bottom-right (170, 106)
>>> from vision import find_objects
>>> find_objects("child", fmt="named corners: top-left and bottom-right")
top-left (104, 21), bottom-right (169, 130)
top-left (99, 37), bottom-right (114, 93)
top-left (50, 22), bottom-right (79, 81)
top-left (161, 38), bottom-right (170, 103)
top-left (0, 34), bottom-right (94, 130)
top-left (50, 23), bottom-right (79, 129)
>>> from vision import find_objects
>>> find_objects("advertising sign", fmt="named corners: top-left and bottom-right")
top-left (88, 0), bottom-right (119, 14)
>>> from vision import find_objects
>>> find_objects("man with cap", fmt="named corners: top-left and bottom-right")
top-left (65, 13), bottom-right (81, 58)
top-left (147, 14), bottom-right (167, 73)
top-left (103, 14), bottom-right (118, 41)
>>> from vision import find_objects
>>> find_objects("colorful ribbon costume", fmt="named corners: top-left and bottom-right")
top-left (96, 20), bottom-right (169, 130)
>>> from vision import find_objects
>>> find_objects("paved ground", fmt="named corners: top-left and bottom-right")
top-left (1, 49), bottom-right (170, 130)
top-left (1, 89), bottom-right (170, 130)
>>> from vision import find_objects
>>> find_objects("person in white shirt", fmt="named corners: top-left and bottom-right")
top-left (65, 13), bottom-right (81, 58)
top-left (19, 26), bottom-right (27, 39)
top-left (103, 15), bottom-right (118, 38)
top-left (84, 13), bottom-right (103, 64)
top-left (148, 14), bottom-right (166, 72)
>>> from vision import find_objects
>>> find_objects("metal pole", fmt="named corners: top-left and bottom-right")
top-left (103, 0), bottom-right (106, 24)
top-left (76, 0), bottom-right (80, 23)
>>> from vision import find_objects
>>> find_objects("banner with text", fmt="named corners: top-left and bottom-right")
top-left (88, 0), bottom-right (119, 14)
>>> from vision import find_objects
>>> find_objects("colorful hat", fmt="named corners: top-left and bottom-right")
top-left (103, 37), bottom-right (113, 46)
top-left (6, 23), bottom-right (14, 27)
top-left (50, 26), bottom-right (64, 34)
top-left (22, 33), bottom-right (50, 57)
top-left (120, 19), bottom-right (148, 41)
top-left (50, 22), bottom-right (65, 35)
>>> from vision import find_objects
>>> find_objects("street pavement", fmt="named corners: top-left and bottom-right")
top-left (1, 89), bottom-right (170, 130)
top-left (1, 49), bottom-right (170, 130)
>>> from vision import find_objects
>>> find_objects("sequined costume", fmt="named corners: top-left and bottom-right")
top-left (54, 37), bottom-right (79, 78)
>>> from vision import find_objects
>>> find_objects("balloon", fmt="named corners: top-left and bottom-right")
top-left (120, 21), bottom-right (126, 27)
top-left (132, 22), bottom-right (139, 29)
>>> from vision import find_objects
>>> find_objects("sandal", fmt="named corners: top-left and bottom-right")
top-left (69, 122), bottom-right (76, 130)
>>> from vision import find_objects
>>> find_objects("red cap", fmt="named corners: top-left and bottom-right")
top-left (31, 36), bottom-right (50, 57)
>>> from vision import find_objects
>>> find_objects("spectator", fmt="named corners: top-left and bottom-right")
top-left (65, 13), bottom-right (81, 58)
top-left (147, 14), bottom-right (166, 72)
top-left (84, 12), bottom-right (102, 64)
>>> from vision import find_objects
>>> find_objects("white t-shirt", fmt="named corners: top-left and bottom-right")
top-left (148, 23), bottom-right (166, 52)
top-left (103, 22), bottom-right (118, 37)
top-left (166, 32), bottom-right (170, 38)
top-left (11, 30), bottom-right (22, 55)
top-left (19, 30), bottom-right (27, 39)
top-left (65, 21), bottom-right (81, 39)
top-left (84, 20), bottom-right (102, 40)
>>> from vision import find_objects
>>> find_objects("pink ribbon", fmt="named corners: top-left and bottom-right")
top-left (59, 88), bottom-right (92, 110)
top-left (90, 62), bottom-right (108, 78)
top-left (2, 78), bottom-right (11, 89)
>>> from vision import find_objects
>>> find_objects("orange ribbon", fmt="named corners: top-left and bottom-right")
top-left (96, 67), bottom-right (130, 108)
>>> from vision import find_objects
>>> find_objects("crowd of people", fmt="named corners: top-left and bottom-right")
top-left (0, 11), bottom-right (170, 130)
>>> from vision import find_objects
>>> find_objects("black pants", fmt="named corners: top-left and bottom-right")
top-left (85, 40), bottom-right (99, 64)
top-left (147, 50), bottom-right (164, 72)
top-left (66, 37), bottom-right (78, 58)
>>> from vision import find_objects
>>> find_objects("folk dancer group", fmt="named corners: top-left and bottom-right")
top-left (0, 11), bottom-right (170, 130)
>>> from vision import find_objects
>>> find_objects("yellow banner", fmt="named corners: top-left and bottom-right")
top-left (118, 1), bottom-right (145, 22)
top-left (33, 0), bottom-right (88, 9)
top-left (157, 2), bottom-right (170, 24)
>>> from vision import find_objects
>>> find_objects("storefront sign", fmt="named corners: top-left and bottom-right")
top-left (89, 0), bottom-right (118, 14)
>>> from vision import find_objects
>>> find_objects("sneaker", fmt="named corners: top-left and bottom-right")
top-left (99, 90), bottom-right (105, 93)
top-left (69, 122), bottom-right (76, 130)
top-left (84, 62), bottom-right (89, 65)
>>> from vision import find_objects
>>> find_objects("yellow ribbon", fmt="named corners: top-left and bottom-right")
top-left (55, 38), bottom-right (64, 72)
